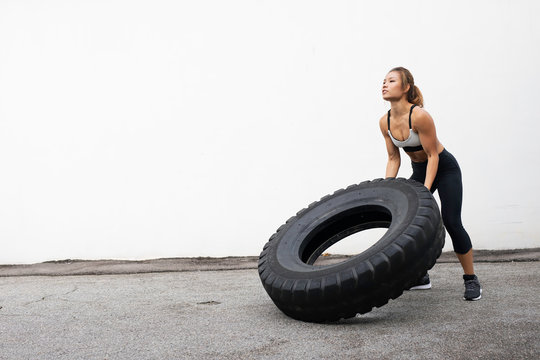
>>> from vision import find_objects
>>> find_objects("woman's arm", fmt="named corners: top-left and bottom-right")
top-left (379, 115), bottom-right (401, 178)
top-left (414, 109), bottom-right (440, 190)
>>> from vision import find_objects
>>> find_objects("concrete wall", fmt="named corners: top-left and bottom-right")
top-left (1, 0), bottom-right (539, 264)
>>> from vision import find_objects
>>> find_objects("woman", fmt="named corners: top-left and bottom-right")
top-left (379, 66), bottom-right (482, 301)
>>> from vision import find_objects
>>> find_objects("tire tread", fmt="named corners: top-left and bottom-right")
top-left (258, 178), bottom-right (445, 322)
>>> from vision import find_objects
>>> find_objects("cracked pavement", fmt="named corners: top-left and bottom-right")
top-left (0, 254), bottom-right (539, 359)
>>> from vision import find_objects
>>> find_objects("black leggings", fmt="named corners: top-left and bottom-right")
top-left (410, 149), bottom-right (472, 254)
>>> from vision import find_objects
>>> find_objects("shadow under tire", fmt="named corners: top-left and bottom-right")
top-left (258, 178), bottom-right (445, 322)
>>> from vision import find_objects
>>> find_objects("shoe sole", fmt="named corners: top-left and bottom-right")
top-left (408, 283), bottom-right (432, 290)
top-left (463, 289), bottom-right (482, 301)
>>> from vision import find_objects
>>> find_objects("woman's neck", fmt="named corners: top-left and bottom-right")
top-left (390, 98), bottom-right (412, 116)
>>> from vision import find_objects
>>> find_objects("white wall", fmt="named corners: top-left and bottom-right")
top-left (1, 0), bottom-right (539, 264)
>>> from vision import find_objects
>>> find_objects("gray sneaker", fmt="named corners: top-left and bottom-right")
top-left (463, 275), bottom-right (482, 301)
top-left (408, 273), bottom-right (432, 290)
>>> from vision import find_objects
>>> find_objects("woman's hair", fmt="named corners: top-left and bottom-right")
top-left (389, 67), bottom-right (424, 107)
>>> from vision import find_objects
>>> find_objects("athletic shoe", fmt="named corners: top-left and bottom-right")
top-left (463, 275), bottom-right (482, 301)
top-left (408, 273), bottom-right (432, 290)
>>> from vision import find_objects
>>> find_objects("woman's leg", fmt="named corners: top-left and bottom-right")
top-left (436, 155), bottom-right (481, 300)
top-left (435, 166), bottom-right (473, 265)
top-left (437, 175), bottom-right (473, 254)
top-left (456, 249), bottom-right (475, 275)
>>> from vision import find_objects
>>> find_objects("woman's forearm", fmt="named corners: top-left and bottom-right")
top-left (385, 158), bottom-right (400, 178)
top-left (424, 155), bottom-right (439, 190)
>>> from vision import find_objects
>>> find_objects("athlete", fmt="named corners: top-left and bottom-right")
top-left (379, 66), bottom-right (482, 300)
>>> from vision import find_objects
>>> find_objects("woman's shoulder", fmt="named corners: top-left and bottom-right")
top-left (411, 104), bottom-right (428, 115)
top-left (411, 106), bottom-right (435, 129)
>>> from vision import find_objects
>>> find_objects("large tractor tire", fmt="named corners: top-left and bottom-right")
top-left (258, 178), bottom-right (445, 322)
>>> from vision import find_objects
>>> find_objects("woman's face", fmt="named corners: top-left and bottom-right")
top-left (382, 71), bottom-right (408, 101)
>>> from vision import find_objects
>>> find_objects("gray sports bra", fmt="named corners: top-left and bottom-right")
top-left (387, 104), bottom-right (423, 153)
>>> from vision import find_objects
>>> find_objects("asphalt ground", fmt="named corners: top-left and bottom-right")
top-left (1, 250), bottom-right (539, 359)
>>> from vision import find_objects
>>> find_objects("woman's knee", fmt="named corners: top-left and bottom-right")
top-left (442, 215), bottom-right (472, 253)
top-left (452, 240), bottom-right (472, 255)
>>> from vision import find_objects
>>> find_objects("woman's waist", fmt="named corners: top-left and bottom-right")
top-left (411, 148), bottom-right (459, 169)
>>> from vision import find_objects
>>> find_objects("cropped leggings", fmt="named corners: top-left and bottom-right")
top-left (410, 149), bottom-right (472, 254)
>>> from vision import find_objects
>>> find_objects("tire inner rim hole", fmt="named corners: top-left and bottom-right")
top-left (300, 205), bottom-right (392, 265)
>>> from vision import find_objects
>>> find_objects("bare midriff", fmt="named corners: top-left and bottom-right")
top-left (408, 143), bottom-right (445, 163)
